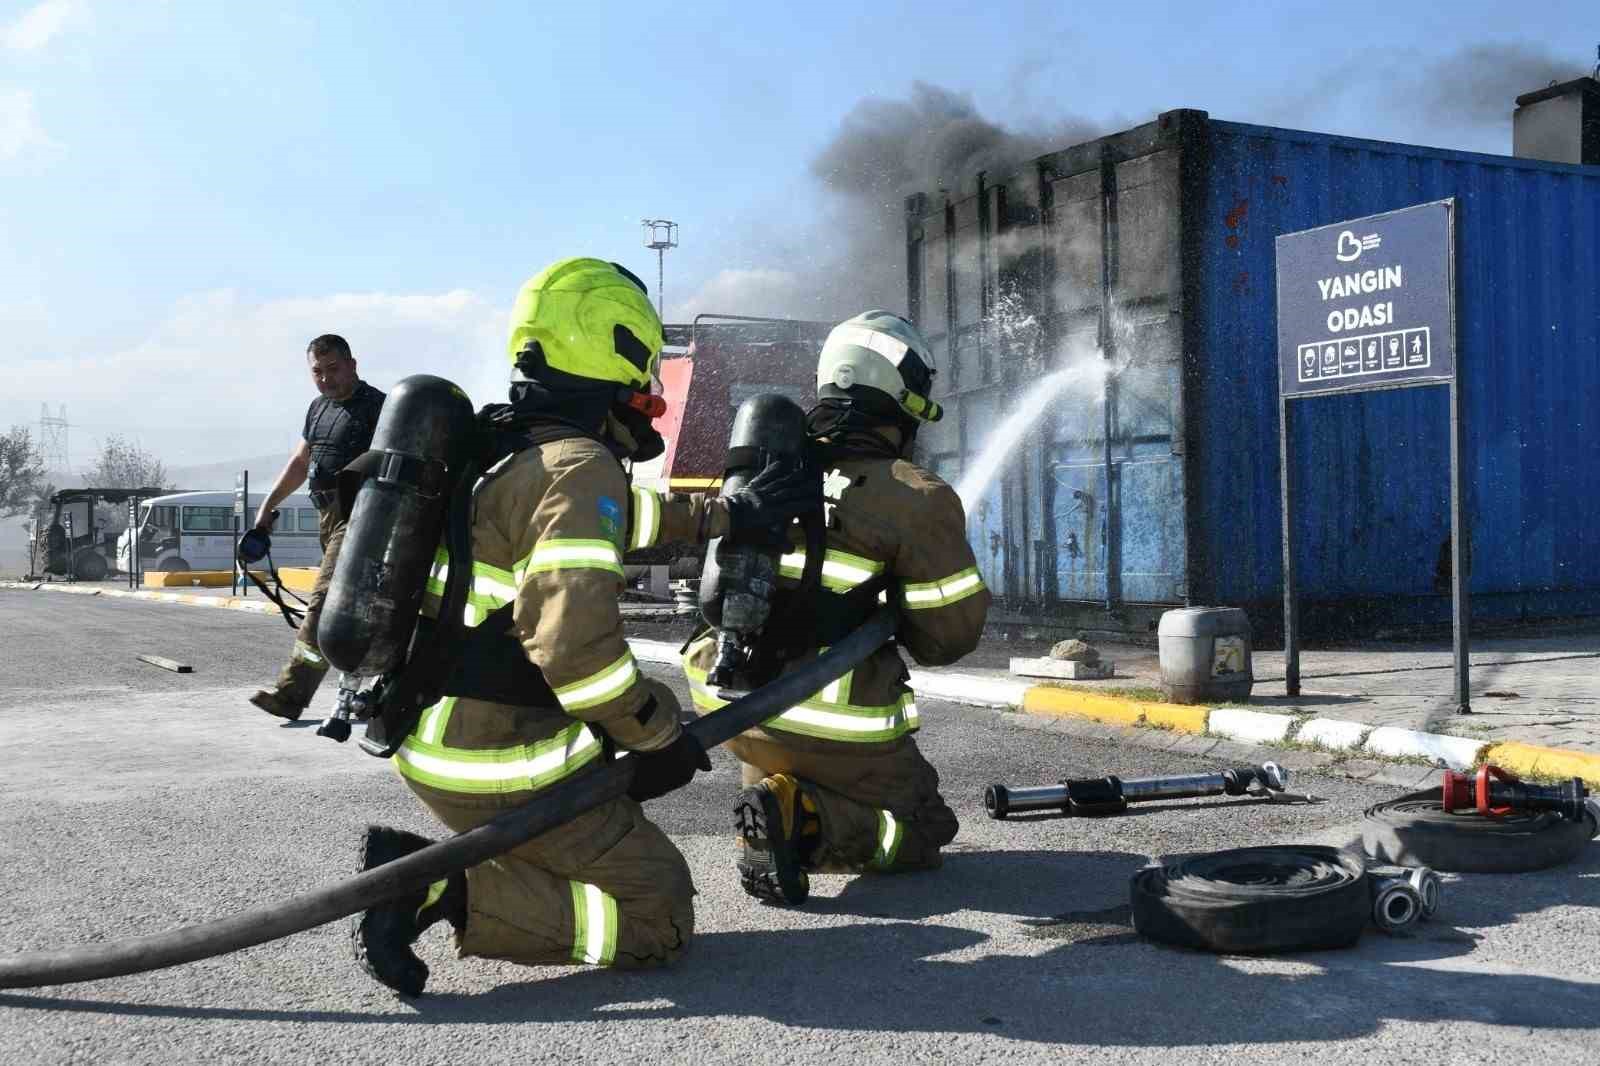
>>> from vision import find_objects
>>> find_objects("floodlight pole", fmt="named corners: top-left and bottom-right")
top-left (641, 219), bottom-right (679, 317)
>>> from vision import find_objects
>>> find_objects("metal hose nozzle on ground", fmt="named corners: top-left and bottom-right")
top-left (0, 606), bottom-right (900, 990)
top-left (1366, 863), bottom-right (1441, 919)
top-left (985, 762), bottom-right (1288, 819)
top-left (1369, 877), bottom-right (1424, 935)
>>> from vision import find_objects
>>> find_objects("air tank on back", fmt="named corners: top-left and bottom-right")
top-left (318, 375), bottom-right (477, 677)
top-left (699, 393), bottom-right (809, 688)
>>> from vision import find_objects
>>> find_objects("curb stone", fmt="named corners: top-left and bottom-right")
top-left (9, 579), bottom-right (1600, 788)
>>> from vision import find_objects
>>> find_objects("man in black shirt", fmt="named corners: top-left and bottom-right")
top-left (248, 334), bottom-right (385, 721)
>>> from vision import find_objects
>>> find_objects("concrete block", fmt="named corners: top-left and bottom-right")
top-left (1362, 727), bottom-right (1487, 771)
top-left (1208, 707), bottom-right (1295, 744)
top-left (1009, 656), bottom-right (1115, 680)
top-left (1294, 717), bottom-right (1371, 752)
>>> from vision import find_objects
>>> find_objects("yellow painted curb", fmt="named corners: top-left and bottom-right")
top-left (1021, 687), bottom-right (1145, 726)
top-left (279, 567), bottom-right (319, 594)
top-left (1483, 742), bottom-right (1600, 789)
top-left (144, 570), bottom-right (268, 588)
top-left (1145, 703), bottom-right (1211, 734)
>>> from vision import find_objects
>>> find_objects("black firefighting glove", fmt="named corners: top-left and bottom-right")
top-left (626, 730), bottom-right (713, 803)
top-left (724, 459), bottom-right (823, 537)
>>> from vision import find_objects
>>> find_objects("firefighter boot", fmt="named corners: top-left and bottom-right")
top-left (249, 643), bottom-right (330, 721)
top-left (352, 826), bottom-right (466, 997)
top-left (733, 774), bottom-right (820, 905)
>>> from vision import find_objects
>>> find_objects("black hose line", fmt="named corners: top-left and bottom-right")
top-left (0, 606), bottom-right (899, 990)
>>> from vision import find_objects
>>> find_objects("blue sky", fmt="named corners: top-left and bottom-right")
top-left (2, 0), bottom-right (1592, 468)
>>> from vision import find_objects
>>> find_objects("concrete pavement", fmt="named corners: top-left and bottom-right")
top-left (1, 590), bottom-right (1598, 1063)
top-left (8, 579), bottom-right (1600, 785)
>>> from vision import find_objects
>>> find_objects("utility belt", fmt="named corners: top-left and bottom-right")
top-left (308, 476), bottom-right (340, 512)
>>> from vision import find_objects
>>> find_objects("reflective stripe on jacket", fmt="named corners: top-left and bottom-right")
top-left (679, 451), bottom-right (990, 746)
top-left (400, 436), bottom-right (683, 802)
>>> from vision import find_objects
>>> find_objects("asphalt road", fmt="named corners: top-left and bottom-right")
top-left (2, 590), bottom-right (1597, 1064)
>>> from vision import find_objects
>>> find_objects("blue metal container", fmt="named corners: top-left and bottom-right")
top-left (905, 110), bottom-right (1600, 634)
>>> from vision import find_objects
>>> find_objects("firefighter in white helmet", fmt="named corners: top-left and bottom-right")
top-left (679, 309), bottom-right (991, 904)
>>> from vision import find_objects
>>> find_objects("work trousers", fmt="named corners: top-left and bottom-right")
top-left (723, 724), bottom-right (959, 873)
top-left (268, 505), bottom-right (343, 705)
top-left (412, 778), bottom-right (696, 970)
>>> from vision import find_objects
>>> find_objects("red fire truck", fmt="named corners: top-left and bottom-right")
top-left (628, 314), bottom-right (830, 585)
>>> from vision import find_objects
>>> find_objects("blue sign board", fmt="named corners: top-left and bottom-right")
top-left (1276, 199), bottom-right (1456, 397)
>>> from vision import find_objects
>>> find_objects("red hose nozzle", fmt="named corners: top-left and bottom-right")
top-left (1441, 764), bottom-right (1589, 821)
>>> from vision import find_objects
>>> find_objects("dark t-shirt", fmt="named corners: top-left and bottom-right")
top-left (303, 381), bottom-right (385, 483)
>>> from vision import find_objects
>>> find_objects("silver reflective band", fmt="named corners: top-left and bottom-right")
top-left (581, 883), bottom-right (613, 964)
top-left (830, 324), bottom-right (910, 367)
top-left (779, 551), bottom-right (882, 589)
top-left (555, 654), bottom-right (639, 711)
top-left (630, 486), bottom-right (660, 550)
top-left (879, 811), bottom-right (899, 855)
top-left (398, 726), bottom-right (600, 785)
top-left (472, 571), bottom-right (517, 604)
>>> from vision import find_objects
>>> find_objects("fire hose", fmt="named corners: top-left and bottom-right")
top-left (0, 606), bottom-right (898, 990)
top-left (985, 762), bottom-right (1292, 819)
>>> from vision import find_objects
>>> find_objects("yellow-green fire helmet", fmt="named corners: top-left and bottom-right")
top-left (506, 257), bottom-right (663, 391)
top-left (816, 310), bottom-right (942, 422)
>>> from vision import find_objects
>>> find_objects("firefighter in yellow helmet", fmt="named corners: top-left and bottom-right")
top-left (681, 310), bottom-right (991, 904)
top-left (351, 258), bottom-right (820, 995)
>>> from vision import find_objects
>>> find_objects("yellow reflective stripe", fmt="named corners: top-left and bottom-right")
top-left (815, 646), bottom-right (854, 705)
top-left (872, 810), bottom-right (904, 868)
top-left (629, 486), bottom-right (661, 550)
top-left (902, 566), bottom-right (985, 609)
top-left (291, 642), bottom-right (324, 665)
top-left (517, 539), bottom-right (623, 579)
top-left (684, 663), bottom-right (916, 742)
top-left (395, 721), bottom-right (602, 795)
top-left (417, 696), bottom-right (456, 745)
top-left (778, 549), bottom-right (885, 592)
top-left (471, 564), bottom-right (517, 607)
top-left (569, 881), bottom-right (618, 965)
top-left (553, 652), bottom-right (639, 712)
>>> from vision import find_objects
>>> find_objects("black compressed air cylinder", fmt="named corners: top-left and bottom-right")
top-left (318, 375), bottom-right (477, 677)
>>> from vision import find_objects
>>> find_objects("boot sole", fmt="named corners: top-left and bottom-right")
top-left (733, 788), bottom-right (809, 905)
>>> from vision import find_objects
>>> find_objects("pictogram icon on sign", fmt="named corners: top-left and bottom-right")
top-left (1335, 230), bottom-right (1383, 262)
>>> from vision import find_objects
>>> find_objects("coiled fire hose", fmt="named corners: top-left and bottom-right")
top-left (0, 607), bottom-right (898, 990)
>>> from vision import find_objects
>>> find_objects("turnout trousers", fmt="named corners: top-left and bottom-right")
top-left (408, 774), bottom-right (696, 969)
top-left (721, 723), bottom-right (959, 873)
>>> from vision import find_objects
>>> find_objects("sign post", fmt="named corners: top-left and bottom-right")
top-left (127, 497), bottom-right (138, 590)
top-left (233, 471), bottom-right (248, 597)
top-left (1275, 198), bottom-right (1469, 713)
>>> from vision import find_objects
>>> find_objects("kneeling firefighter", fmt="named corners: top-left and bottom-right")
top-left (682, 310), bottom-right (992, 905)
top-left (343, 258), bottom-right (821, 996)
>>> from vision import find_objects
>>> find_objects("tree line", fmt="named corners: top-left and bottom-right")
top-left (2, 424), bottom-right (174, 522)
